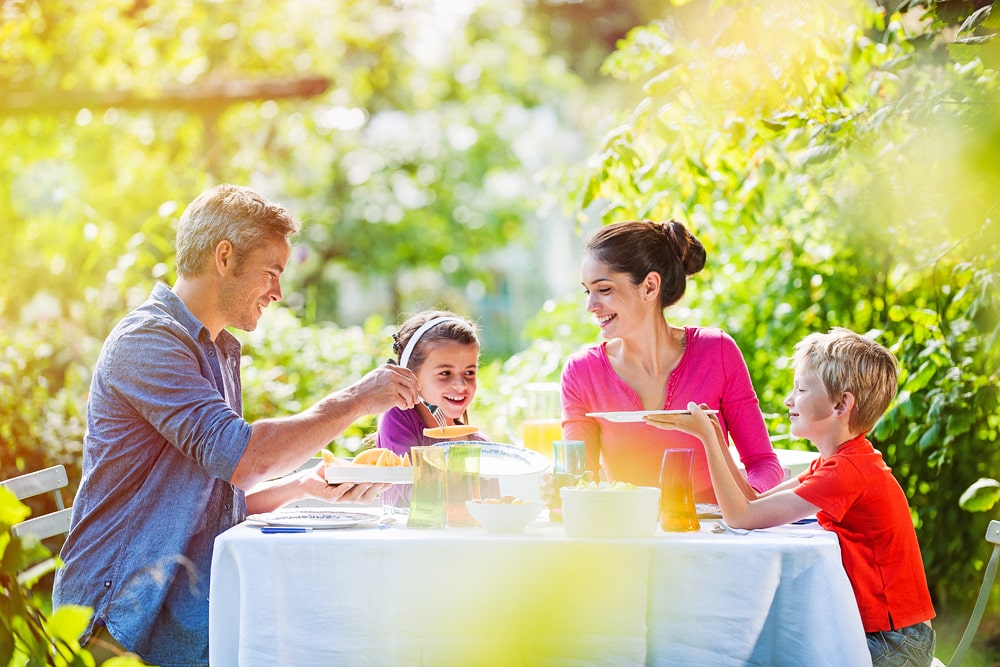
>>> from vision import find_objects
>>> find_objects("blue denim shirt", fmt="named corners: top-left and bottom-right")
top-left (53, 282), bottom-right (252, 667)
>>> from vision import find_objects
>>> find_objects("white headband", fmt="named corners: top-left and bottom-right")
top-left (398, 316), bottom-right (465, 368)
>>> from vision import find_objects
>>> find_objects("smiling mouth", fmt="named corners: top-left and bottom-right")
top-left (597, 314), bottom-right (616, 326)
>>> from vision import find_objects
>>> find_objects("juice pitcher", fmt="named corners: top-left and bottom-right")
top-left (508, 382), bottom-right (563, 457)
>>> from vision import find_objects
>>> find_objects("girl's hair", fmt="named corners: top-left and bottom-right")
top-left (392, 310), bottom-right (479, 371)
top-left (792, 328), bottom-right (899, 435)
top-left (175, 184), bottom-right (300, 278)
top-left (585, 220), bottom-right (707, 309)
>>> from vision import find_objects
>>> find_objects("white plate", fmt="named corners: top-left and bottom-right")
top-left (586, 409), bottom-right (719, 423)
top-left (433, 442), bottom-right (551, 477)
top-left (696, 503), bottom-right (722, 518)
top-left (324, 465), bottom-right (413, 484)
top-left (246, 508), bottom-right (381, 529)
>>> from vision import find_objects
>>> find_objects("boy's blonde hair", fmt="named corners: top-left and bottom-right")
top-left (792, 328), bottom-right (898, 435)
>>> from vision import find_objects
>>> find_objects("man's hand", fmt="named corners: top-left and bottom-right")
top-left (300, 461), bottom-right (387, 504)
top-left (353, 362), bottom-right (420, 415)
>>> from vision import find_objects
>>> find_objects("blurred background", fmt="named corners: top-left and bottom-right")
top-left (2, 0), bottom-right (999, 661)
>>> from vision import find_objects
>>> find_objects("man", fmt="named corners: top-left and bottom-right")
top-left (53, 185), bottom-right (419, 666)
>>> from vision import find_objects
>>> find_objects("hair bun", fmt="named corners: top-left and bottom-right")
top-left (664, 220), bottom-right (706, 277)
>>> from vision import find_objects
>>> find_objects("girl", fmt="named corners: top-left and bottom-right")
top-left (376, 310), bottom-right (489, 455)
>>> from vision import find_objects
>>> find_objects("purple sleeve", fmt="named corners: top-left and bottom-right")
top-left (718, 334), bottom-right (784, 492)
top-left (375, 407), bottom-right (425, 455)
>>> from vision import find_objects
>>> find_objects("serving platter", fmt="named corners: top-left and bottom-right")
top-left (324, 466), bottom-right (413, 484)
top-left (433, 442), bottom-right (550, 477)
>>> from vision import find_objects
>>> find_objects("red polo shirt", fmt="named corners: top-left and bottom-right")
top-left (794, 435), bottom-right (935, 633)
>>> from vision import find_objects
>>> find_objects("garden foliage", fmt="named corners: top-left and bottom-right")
top-left (573, 0), bottom-right (1000, 605)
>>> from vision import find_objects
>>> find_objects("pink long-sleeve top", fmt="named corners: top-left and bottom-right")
top-left (560, 326), bottom-right (783, 503)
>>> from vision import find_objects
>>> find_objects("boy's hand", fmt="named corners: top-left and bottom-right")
top-left (644, 402), bottom-right (718, 443)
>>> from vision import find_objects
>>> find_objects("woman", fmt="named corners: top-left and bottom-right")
top-left (561, 220), bottom-right (783, 502)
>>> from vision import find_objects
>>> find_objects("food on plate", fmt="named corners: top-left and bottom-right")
top-left (572, 480), bottom-right (638, 491)
top-left (472, 495), bottom-right (529, 505)
top-left (422, 424), bottom-right (480, 439)
top-left (352, 448), bottom-right (411, 467)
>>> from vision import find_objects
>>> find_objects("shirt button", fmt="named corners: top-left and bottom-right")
top-left (224, 503), bottom-right (231, 510)
top-left (104, 580), bottom-right (112, 588)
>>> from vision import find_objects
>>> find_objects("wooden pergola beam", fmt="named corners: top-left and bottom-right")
top-left (0, 75), bottom-right (331, 115)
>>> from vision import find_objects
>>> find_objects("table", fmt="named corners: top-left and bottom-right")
top-left (209, 517), bottom-right (870, 666)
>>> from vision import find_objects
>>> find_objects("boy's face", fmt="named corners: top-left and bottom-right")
top-left (784, 367), bottom-right (838, 442)
top-left (415, 341), bottom-right (479, 421)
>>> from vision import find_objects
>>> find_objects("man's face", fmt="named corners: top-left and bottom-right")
top-left (217, 235), bottom-right (291, 332)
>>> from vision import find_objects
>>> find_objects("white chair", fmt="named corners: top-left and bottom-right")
top-left (932, 519), bottom-right (1000, 667)
top-left (0, 464), bottom-right (74, 540)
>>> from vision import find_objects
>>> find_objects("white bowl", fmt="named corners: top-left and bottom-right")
top-left (560, 485), bottom-right (661, 538)
top-left (465, 499), bottom-right (544, 533)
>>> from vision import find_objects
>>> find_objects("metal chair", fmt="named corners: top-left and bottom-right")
top-left (932, 519), bottom-right (1000, 667)
top-left (0, 464), bottom-right (74, 539)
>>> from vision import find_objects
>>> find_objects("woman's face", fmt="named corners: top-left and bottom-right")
top-left (580, 254), bottom-right (653, 339)
top-left (414, 341), bottom-right (479, 421)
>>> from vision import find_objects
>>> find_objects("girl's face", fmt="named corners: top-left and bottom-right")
top-left (414, 341), bottom-right (479, 421)
top-left (580, 254), bottom-right (653, 339)
top-left (784, 367), bottom-right (837, 442)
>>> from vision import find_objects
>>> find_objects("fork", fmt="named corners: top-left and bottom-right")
top-left (386, 359), bottom-right (446, 428)
top-left (423, 397), bottom-right (447, 428)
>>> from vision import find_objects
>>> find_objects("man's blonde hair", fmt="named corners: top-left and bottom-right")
top-left (792, 328), bottom-right (898, 434)
top-left (176, 184), bottom-right (300, 278)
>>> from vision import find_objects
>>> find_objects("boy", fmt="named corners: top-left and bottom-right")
top-left (646, 328), bottom-right (936, 667)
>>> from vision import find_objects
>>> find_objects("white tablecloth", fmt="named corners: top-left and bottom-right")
top-left (209, 518), bottom-right (870, 667)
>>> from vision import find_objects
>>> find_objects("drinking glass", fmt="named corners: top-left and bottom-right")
top-left (407, 446), bottom-right (447, 529)
top-left (446, 444), bottom-right (481, 527)
top-left (548, 440), bottom-right (586, 522)
top-left (659, 448), bottom-right (700, 532)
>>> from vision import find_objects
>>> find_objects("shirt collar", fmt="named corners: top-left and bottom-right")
top-left (150, 281), bottom-right (241, 353)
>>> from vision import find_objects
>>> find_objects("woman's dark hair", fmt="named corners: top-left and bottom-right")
top-left (585, 220), bottom-right (706, 309)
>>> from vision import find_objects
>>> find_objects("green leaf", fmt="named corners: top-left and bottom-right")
top-left (958, 5), bottom-right (992, 34)
top-left (958, 478), bottom-right (1000, 512)
top-left (0, 487), bottom-right (31, 528)
top-left (905, 360), bottom-right (938, 393)
top-left (917, 422), bottom-right (941, 452)
top-left (47, 604), bottom-right (93, 644)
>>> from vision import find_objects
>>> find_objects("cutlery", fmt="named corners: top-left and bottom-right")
top-left (711, 521), bottom-right (814, 538)
top-left (260, 526), bottom-right (313, 534)
top-left (386, 359), bottom-right (447, 428)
